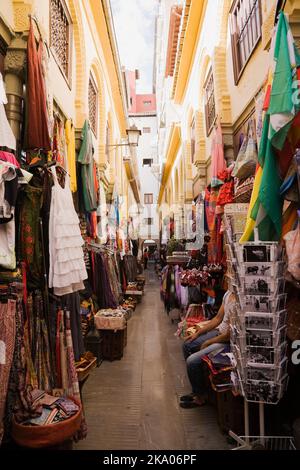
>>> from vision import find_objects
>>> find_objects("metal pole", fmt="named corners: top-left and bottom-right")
top-left (259, 402), bottom-right (265, 445)
top-left (244, 399), bottom-right (250, 445)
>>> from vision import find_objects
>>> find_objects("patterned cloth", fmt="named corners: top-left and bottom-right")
top-left (24, 20), bottom-right (51, 151)
top-left (0, 300), bottom-right (16, 443)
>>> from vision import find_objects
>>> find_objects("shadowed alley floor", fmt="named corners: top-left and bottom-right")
top-left (75, 267), bottom-right (228, 450)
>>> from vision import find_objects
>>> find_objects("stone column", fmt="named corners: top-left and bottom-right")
top-left (194, 161), bottom-right (207, 193)
top-left (4, 34), bottom-right (27, 145)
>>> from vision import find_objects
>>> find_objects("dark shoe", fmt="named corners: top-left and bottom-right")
top-left (179, 399), bottom-right (207, 409)
top-left (180, 394), bottom-right (194, 402)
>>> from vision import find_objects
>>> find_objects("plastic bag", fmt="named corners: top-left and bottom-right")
top-left (232, 122), bottom-right (258, 179)
top-left (284, 223), bottom-right (300, 281)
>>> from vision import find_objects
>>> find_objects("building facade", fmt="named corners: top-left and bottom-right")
top-left (155, 0), bottom-right (300, 242)
top-left (124, 69), bottom-right (160, 245)
top-left (0, 0), bottom-right (140, 239)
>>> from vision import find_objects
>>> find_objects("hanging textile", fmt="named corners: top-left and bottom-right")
top-left (48, 166), bottom-right (87, 296)
top-left (52, 115), bottom-right (66, 167)
top-left (211, 122), bottom-right (226, 188)
top-left (241, 12), bottom-right (300, 242)
top-left (77, 120), bottom-right (97, 212)
top-left (0, 299), bottom-right (16, 444)
top-left (65, 119), bottom-right (77, 193)
top-left (50, 293), bottom-right (85, 362)
top-left (17, 184), bottom-right (43, 289)
top-left (65, 311), bottom-right (80, 401)
top-left (24, 19), bottom-right (51, 151)
top-left (4, 298), bottom-right (27, 441)
top-left (89, 249), bottom-right (118, 309)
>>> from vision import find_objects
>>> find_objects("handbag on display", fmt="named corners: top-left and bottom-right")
top-left (232, 121), bottom-right (258, 180)
top-left (233, 175), bottom-right (255, 203)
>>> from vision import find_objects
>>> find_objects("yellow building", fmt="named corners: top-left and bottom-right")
top-left (156, 0), bottom-right (300, 241)
top-left (0, 0), bottom-right (140, 232)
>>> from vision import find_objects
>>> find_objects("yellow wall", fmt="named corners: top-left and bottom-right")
top-left (0, 0), bottom-right (137, 221)
top-left (0, 1), bottom-right (14, 28)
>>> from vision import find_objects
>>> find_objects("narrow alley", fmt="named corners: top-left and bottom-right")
top-left (76, 267), bottom-right (228, 450)
top-left (0, 0), bottom-right (300, 458)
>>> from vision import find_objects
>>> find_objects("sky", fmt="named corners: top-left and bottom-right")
top-left (110, 0), bottom-right (158, 94)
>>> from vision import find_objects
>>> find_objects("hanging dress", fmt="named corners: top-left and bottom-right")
top-left (49, 166), bottom-right (87, 296)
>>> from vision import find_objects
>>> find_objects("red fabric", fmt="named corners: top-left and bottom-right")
top-left (0, 151), bottom-right (20, 168)
top-left (217, 180), bottom-right (234, 206)
top-left (24, 20), bottom-right (51, 151)
top-left (263, 84), bottom-right (272, 111)
top-left (186, 316), bottom-right (205, 327)
top-left (93, 164), bottom-right (99, 205)
top-left (90, 211), bottom-right (97, 239)
top-left (276, 112), bottom-right (300, 178)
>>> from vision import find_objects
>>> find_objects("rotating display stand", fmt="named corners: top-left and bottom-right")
top-left (224, 206), bottom-right (294, 449)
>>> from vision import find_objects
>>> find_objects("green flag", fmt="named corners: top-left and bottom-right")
top-left (250, 12), bottom-right (300, 241)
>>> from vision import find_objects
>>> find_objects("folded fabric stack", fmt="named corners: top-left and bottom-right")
top-left (121, 298), bottom-right (137, 311)
top-left (94, 308), bottom-right (126, 330)
top-left (126, 282), bottom-right (140, 291)
top-left (19, 391), bottom-right (79, 426)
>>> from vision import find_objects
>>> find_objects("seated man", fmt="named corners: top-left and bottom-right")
top-left (180, 290), bottom-right (235, 408)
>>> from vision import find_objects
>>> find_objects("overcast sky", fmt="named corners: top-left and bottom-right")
top-left (110, 0), bottom-right (158, 93)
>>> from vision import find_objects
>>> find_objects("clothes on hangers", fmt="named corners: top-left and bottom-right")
top-left (77, 120), bottom-right (97, 213)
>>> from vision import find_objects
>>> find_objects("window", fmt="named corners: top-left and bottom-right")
top-left (50, 0), bottom-right (72, 80)
top-left (88, 74), bottom-right (98, 136)
top-left (143, 159), bottom-right (153, 166)
top-left (143, 127), bottom-right (151, 134)
top-left (144, 193), bottom-right (153, 204)
top-left (230, 0), bottom-right (262, 83)
top-left (204, 69), bottom-right (216, 136)
top-left (144, 218), bottom-right (153, 226)
top-left (191, 118), bottom-right (196, 163)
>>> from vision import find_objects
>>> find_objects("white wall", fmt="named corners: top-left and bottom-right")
top-left (132, 115), bottom-right (159, 240)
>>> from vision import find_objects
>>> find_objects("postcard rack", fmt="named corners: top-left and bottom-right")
top-left (224, 208), bottom-right (289, 447)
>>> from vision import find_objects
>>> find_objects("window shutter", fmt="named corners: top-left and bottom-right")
top-left (231, 31), bottom-right (240, 85)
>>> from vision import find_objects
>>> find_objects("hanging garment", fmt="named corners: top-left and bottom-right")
top-left (49, 166), bottom-right (87, 296)
top-left (0, 162), bottom-right (18, 221)
top-left (0, 299), bottom-right (16, 444)
top-left (77, 120), bottom-right (97, 212)
top-left (24, 20), bottom-right (51, 151)
top-left (90, 251), bottom-right (118, 309)
top-left (65, 311), bottom-right (80, 401)
top-left (65, 119), bottom-right (77, 193)
top-left (17, 184), bottom-right (43, 289)
top-left (50, 293), bottom-right (85, 362)
top-left (211, 123), bottom-right (226, 188)
top-left (52, 116), bottom-right (66, 167)
top-left (4, 298), bottom-right (26, 440)
top-left (0, 151), bottom-right (20, 168)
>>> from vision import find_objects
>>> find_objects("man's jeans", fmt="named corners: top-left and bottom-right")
top-left (183, 329), bottom-right (223, 396)
top-left (182, 329), bottom-right (219, 360)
